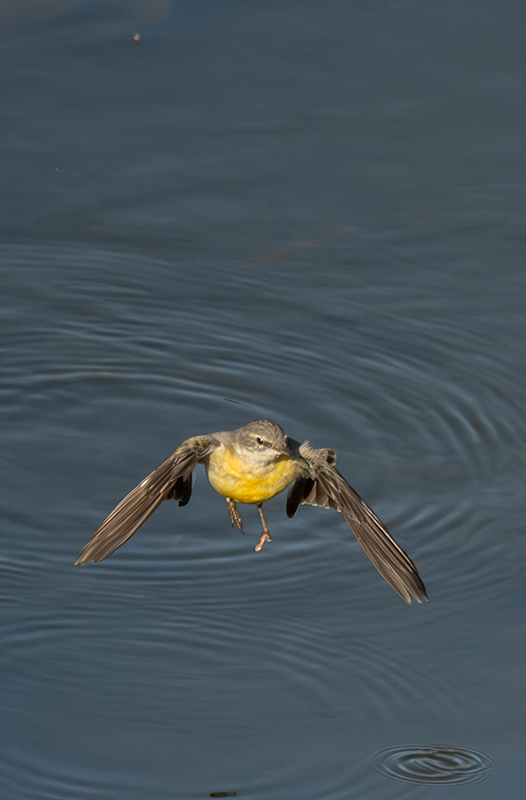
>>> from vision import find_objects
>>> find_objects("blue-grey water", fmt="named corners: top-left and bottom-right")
top-left (1, 1), bottom-right (525, 797)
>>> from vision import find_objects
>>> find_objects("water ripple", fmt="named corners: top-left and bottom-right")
top-left (374, 742), bottom-right (496, 786)
top-left (0, 241), bottom-right (518, 800)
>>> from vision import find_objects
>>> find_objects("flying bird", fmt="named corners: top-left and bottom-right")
top-left (75, 419), bottom-right (427, 603)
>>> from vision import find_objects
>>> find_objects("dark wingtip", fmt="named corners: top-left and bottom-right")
top-left (408, 577), bottom-right (428, 604)
top-left (75, 547), bottom-right (98, 566)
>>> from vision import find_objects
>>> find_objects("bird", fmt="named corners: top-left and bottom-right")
top-left (75, 419), bottom-right (427, 603)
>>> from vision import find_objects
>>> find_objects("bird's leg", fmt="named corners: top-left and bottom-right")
top-left (226, 498), bottom-right (244, 534)
top-left (255, 504), bottom-right (272, 552)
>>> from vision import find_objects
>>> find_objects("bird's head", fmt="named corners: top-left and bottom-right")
top-left (234, 419), bottom-right (293, 464)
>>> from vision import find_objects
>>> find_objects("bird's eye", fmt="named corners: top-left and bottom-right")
top-left (256, 437), bottom-right (266, 446)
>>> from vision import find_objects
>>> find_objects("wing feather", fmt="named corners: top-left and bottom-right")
top-left (75, 435), bottom-right (220, 565)
top-left (290, 445), bottom-right (427, 604)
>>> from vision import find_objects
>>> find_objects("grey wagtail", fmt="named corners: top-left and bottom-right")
top-left (75, 419), bottom-right (427, 603)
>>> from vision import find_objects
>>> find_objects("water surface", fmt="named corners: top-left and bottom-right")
top-left (1, 2), bottom-right (526, 798)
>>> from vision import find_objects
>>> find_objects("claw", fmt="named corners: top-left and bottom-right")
top-left (255, 531), bottom-right (272, 552)
top-left (255, 504), bottom-right (272, 552)
top-left (227, 498), bottom-right (245, 534)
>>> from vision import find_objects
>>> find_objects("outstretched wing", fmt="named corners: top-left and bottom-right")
top-left (287, 445), bottom-right (427, 604)
top-left (75, 435), bottom-right (221, 565)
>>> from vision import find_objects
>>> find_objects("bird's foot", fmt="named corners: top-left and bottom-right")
top-left (255, 504), bottom-right (272, 552)
top-left (255, 531), bottom-right (272, 552)
top-left (227, 498), bottom-right (245, 534)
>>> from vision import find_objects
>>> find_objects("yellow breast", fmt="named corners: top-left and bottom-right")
top-left (205, 446), bottom-right (299, 505)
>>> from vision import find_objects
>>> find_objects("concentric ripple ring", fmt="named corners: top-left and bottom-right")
top-left (374, 743), bottom-right (496, 786)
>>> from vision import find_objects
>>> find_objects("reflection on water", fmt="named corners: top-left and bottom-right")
top-left (374, 743), bottom-right (496, 786)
